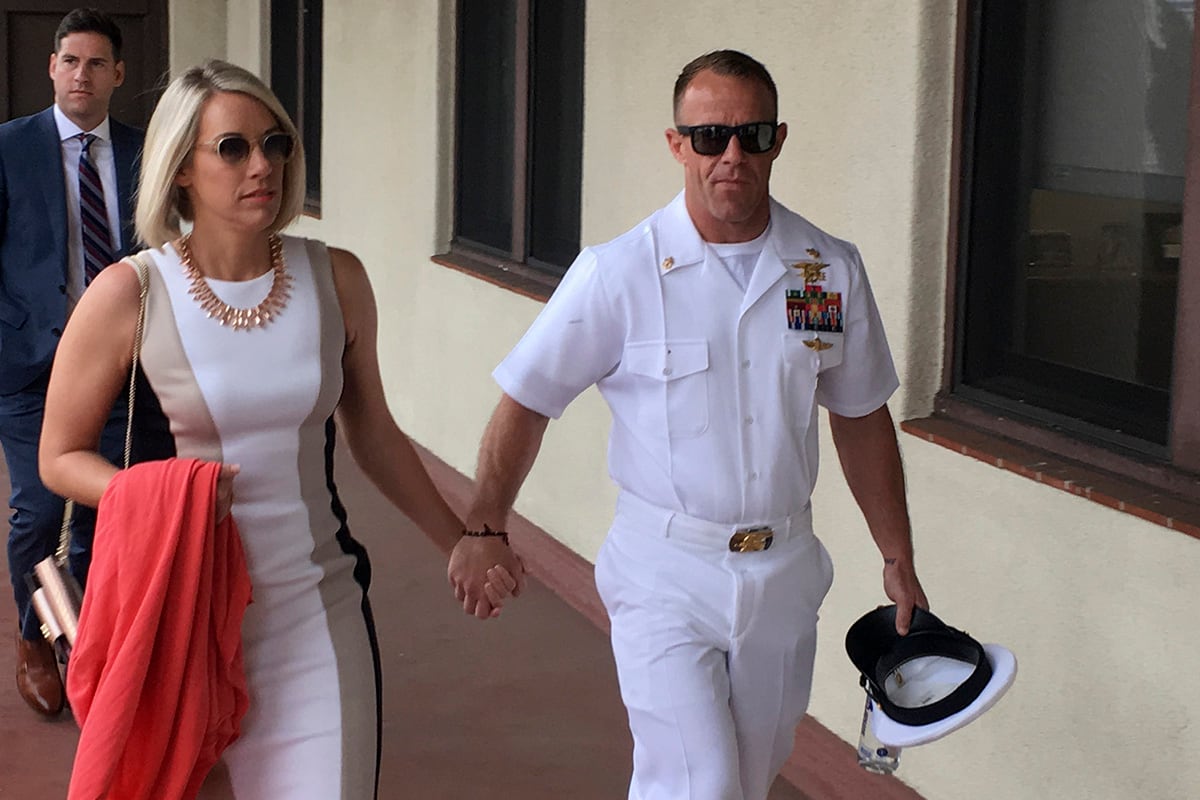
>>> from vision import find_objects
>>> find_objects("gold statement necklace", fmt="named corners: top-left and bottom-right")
top-left (178, 233), bottom-right (293, 330)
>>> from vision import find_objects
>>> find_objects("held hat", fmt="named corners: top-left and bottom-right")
top-left (845, 605), bottom-right (1016, 747)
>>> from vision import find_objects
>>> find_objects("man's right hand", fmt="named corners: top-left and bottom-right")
top-left (448, 535), bottom-right (526, 619)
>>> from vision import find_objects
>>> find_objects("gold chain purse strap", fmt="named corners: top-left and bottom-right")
top-left (55, 253), bottom-right (150, 563)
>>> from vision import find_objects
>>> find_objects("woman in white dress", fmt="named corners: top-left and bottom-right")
top-left (39, 59), bottom-right (523, 798)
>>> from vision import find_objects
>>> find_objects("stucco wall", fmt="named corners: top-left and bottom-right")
top-left (166, 0), bottom-right (263, 78)
top-left (815, 428), bottom-right (1200, 799)
top-left (224, 0), bottom-right (269, 78)
top-left (165, 2), bottom-right (1200, 798)
top-left (167, 0), bottom-right (226, 76)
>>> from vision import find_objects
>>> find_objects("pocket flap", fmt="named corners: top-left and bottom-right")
top-left (624, 339), bottom-right (709, 381)
top-left (0, 299), bottom-right (27, 330)
top-left (783, 331), bottom-right (844, 371)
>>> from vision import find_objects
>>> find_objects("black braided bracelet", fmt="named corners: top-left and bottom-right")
top-left (461, 523), bottom-right (510, 546)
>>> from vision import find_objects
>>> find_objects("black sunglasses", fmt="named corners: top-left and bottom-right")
top-left (675, 122), bottom-right (779, 156)
top-left (197, 132), bottom-right (296, 165)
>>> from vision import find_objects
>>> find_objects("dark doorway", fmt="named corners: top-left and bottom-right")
top-left (0, 0), bottom-right (169, 127)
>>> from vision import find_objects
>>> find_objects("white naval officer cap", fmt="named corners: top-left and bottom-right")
top-left (845, 605), bottom-right (1017, 747)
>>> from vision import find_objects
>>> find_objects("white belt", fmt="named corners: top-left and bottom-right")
top-left (615, 492), bottom-right (814, 553)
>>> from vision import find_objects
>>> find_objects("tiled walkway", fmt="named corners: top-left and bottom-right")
top-left (0, 449), bottom-right (808, 798)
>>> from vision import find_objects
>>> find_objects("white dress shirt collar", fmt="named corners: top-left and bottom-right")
top-left (53, 103), bottom-right (112, 143)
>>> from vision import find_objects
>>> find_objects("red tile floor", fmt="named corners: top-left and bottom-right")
top-left (0, 450), bottom-right (810, 799)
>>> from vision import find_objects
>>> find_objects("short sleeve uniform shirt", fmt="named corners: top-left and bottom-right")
top-left (494, 192), bottom-right (898, 525)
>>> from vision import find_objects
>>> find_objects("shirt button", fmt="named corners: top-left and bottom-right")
top-left (662, 367), bottom-right (673, 376)
top-left (748, 471), bottom-right (759, 482)
top-left (741, 359), bottom-right (751, 369)
top-left (744, 416), bottom-right (754, 425)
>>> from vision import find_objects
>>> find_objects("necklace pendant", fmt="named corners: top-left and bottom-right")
top-left (179, 233), bottom-right (291, 331)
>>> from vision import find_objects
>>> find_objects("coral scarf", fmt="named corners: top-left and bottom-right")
top-left (67, 458), bottom-right (252, 800)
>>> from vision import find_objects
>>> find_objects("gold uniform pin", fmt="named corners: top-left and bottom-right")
top-left (661, 257), bottom-right (674, 271)
top-left (803, 336), bottom-right (833, 351)
top-left (791, 248), bottom-right (828, 283)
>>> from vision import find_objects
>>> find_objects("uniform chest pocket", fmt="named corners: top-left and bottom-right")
top-left (782, 331), bottom-right (845, 373)
top-left (781, 331), bottom-right (845, 422)
top-left (623, 339), bottom-right (710, 438)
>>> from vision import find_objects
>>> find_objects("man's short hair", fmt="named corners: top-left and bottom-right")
top-left (54, 7), bottom-right (123, 62)
top-left (673, 50), bottom-right (778, 122)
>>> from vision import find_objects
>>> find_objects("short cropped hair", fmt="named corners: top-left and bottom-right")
top-left (135, 59), bottom-right (306, 248)
top-left (55, 8), bottom-right (123, 62)
top-left (673, 50), bottom-right (778, 123)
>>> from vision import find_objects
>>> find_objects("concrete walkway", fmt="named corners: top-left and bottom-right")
top-left (0, 449), bottom-right (809, 799)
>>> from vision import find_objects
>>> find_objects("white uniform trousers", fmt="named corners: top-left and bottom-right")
top-left (596, 493), bottom-right (835, 800)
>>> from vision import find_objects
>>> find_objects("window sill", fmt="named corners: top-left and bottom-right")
top-left (901, 410), bottom-right (1200, 541)
top-left (431, 248), bottom-right (556, 303)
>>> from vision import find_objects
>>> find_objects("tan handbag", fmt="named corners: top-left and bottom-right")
top-left (25, 253), bottom-right (150, 661)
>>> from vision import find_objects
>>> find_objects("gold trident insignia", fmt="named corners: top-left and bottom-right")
top-left (792, 248), bottom-right (828, 283)
top-left (803, 336), bottom-right (833, 351)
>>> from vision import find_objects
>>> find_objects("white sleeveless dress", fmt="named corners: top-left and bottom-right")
top-left (133, 236), bottom-right (379, 799)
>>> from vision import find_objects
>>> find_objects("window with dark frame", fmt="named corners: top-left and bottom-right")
top-left (453, 0), bottom-right (585, 276)
top-left (953, 0), bottom-right (1197, 472)
top-left (270, 0), bottom-right (322, 214)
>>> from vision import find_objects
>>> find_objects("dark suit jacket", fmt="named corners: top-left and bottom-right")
top-left (0, 106), bottom-right (142, 394)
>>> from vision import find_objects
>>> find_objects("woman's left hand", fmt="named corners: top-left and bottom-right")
top-left (449, 536), bottom-right (526, 619)
top-left (482, 563), bottom-right (523, 617)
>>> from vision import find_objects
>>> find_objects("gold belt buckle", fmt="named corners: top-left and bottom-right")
top-left (729, 526), bottom-right (774, 553)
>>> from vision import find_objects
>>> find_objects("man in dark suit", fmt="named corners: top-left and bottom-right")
top-left (0, 8), bottom-right (141, 716)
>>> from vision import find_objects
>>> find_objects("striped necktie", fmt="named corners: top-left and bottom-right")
top-left (77, 133), bottom-right (115, 285)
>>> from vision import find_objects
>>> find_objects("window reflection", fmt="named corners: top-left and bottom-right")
top-left (1019, 0), bottom-right (1191, 393)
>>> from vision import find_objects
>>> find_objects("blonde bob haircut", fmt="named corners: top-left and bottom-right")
top-left (135, 59), bottom-right (306, 248)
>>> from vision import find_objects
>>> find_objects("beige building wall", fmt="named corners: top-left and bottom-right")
top-left (167, 0), bottom-right (267, 78)
top-left (167, 0), bottom-right (226, 76)
top-left (166, 2), bottom-right (1200, 798)
top-left (224, 0), bottom-right (270, 77)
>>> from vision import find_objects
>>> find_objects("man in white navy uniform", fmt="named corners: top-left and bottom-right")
top-left (450, 50), bottom-right (929, 800)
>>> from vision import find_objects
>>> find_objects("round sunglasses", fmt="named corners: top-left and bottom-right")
top-left (675, 122), bottom-right (779, 156)
top-left (196, 132), bottom-right (296, 165)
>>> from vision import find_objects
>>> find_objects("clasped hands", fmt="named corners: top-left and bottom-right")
top-left (216, 461), bottom-right (523, 619)
top-left (447, 534), bottom-right (526, 619)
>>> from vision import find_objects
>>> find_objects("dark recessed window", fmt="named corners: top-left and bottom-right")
top-left (956, 0), bottom-right (1195, 460)
top-left (454, 0), bottom-right (585, 275)
top-left (271, 0), bottom-right (322, 214)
